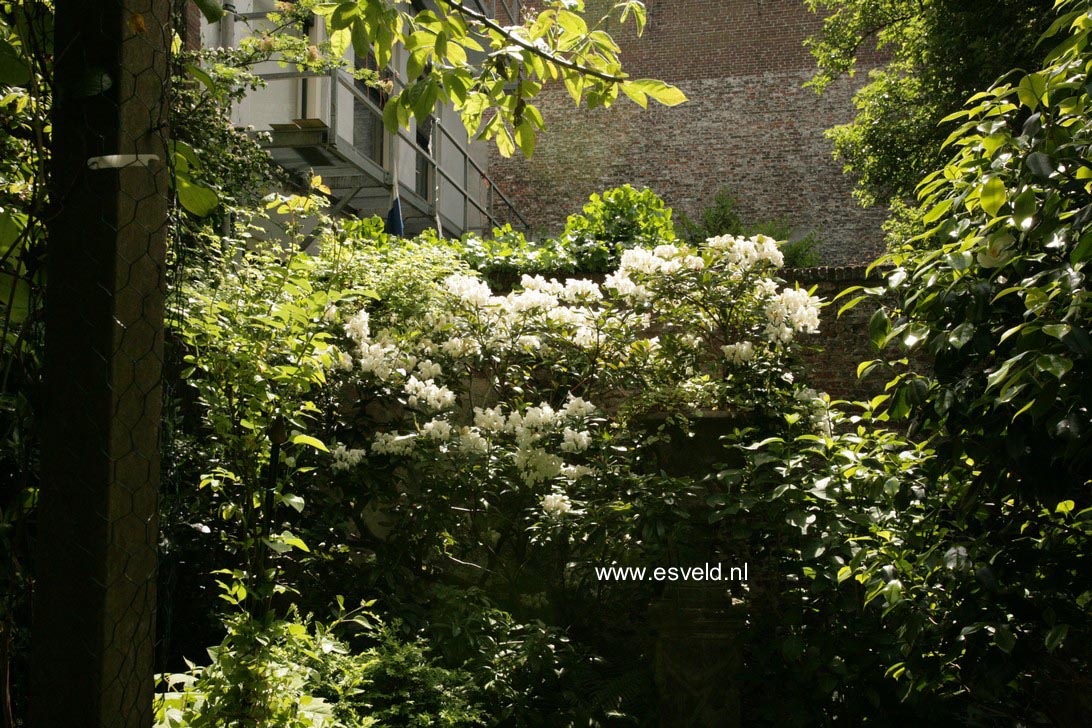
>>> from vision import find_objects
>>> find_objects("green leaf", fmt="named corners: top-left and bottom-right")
top-left (495, 124), bottom-right (516, 158)
top-left (0, 38), bottom-right (31, 86)
top-left (620, 81), bottom-right (648, 108)
top-left (869, 308), bottom-right (891, 349)
top-left (948, 322), bottom-right (974, 350)
top-left (1013, 188), bottom-right (1037, 227)
top-left (1017, 72), bottom-right (1047, 110)
top-left (1044, 624), bottom-right (1068, 652)
top-left (183, 63), bottom-right (216, 93)
top-left (383, 95), bottom-right (403, 132)
top-left (280, 493), bottom-right (306, 513)
top-left (193, 0), bottom-right (225, 23)
top-left (176, 175), bottom-right (219, 217)
top-left (0, 211), bottom-right (26, 255)
top-left (329, 27), bottom-right (352, 59)
top-left (1043, 324), bottom-right (1070, 340)
top-left (1026, 152), bottom-right (1057, 179)
top-left (329, 2), bottom-right (360, 31)
top-left (994, 626), bottom-right (1016, 654)
top-left (1035, 354), bottom-right (1072, 379)
top-left (292, 434), bottom-right (330, 452)
top-left (627, 79), bottom-right (687, 107)
top-left (980, 177), bottom-right (1007, 217)
top-left (922, 197), bottom-right (953, 224)
top-left (1055, 500), bottom-right (1075, 515)
top-left (0, 271), bottom-right (31, 324)
top-left (556, 9), bottom-right (588, 37)
top-left (514, 120), bottom-right (536, 158)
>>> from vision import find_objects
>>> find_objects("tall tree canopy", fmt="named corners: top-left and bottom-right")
top-left (806, 0), bottom-right (1055, 206)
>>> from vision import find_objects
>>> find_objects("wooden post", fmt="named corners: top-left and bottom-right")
top-left (31, 0), bottom-right (169, 725)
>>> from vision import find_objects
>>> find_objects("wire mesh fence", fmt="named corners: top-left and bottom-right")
top-left (17, 0), bottom-right (172, 725)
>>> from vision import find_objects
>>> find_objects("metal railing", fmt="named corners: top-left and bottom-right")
top-left (252, 64), bottom-right (528, 236)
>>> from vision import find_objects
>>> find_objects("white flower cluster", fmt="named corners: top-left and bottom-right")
top-left (721, 341), bottom-right (755, 364)
top-left (516, 446), bottom-right (565, 484)
top-left (705, 234), bottom-right (784, 270)
top-left (444, 273), bottom-right (493, 306)
top-left (420, 417), bottom-right (454, 441)
top-left (371, 431), bottom-right (416, 456)
top-left (541, 491), bottom-right (573, 517)
top-left (795, 387), bottom-right (832, 438)
top-left (764, 288), bottom-right (822, 345)
top-left (345, 309), bottom-right (370, 342)
top-left (465, 395), bottom-right (598, 485)
top-left (404, 376), bottom-right (456, 411)
top-left (331, 444), bottom-right (366, 472)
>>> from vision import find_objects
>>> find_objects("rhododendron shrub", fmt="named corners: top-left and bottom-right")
top-left (315, 233), bottom-right (825, 597)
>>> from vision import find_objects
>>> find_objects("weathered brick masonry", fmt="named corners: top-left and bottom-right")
top-left (788, 266), bottom-right (887, 400)
top-left (490, 0), bottom-right (888, 266)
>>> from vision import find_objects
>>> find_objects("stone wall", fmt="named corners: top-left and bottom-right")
top-left (489, 0), bottom-right (889, 265)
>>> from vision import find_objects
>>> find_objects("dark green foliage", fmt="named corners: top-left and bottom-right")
top-left (677, 187), bottom-right (823, 267)
top-left (806, 0), bottom-right (1055, 206)
top-left (808, 3), bottom-right (1092, 720)
top-left (157, 612), bottom-right (482, 727)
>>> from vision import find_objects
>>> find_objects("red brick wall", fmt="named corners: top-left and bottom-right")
top-left (788, 266), bottom-right (887, 400)
top-left (182, 0), bottom-right (202, 51)
top-left (488, 0), bottom-right (889, 265)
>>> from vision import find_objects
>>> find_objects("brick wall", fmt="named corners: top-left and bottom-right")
top-left (787, 266), bottom-right (887, 400)
top-left (489, 0), bottom-right (889, 265)
top-left (182, 0), bottom-right (202, 51)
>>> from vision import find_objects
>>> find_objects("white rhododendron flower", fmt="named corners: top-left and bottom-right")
top-left (560, 427), bottom-right (592, 453)
top-left (541, 492), bottom-right (573, 516)
top-left (403, 376), bottom-right (456, 411)
top-left (573, 326), bottom-right (598, 348)
top-left (444, 273), bottom-right (493, 306)
top-left (420, 418), bottom-right (453, 441)
top-left (516, 447), bottom-right (564, 484)
top-left (764, 288), bottom-right (821, 344)
top-left (506, 288), bottom-right (558, 312)
top-left (561, 278), bottom-right (603, 302)
top-left (331, 445), bottom-right (366, 472)
top-left (458, 427), bottom-right (490, 454)
top-left (517, 335), bottom-right (542, 351)
top-left (520, 274), bottom-right (564, 295)
top-left (415, 359), bottom-right (442, 380)
top-left (440, 336), bottom-right (481, 358)
top-left (371, 432), bottom-right (416, 456)
top-left (561, 464), bottom-right (595, 480)
top-left (473, 406), bottom-right (506, 432)
top-left (345, 309), bottom-right (370, 342)
top-left (721, 341), bottom-right (755, 364)
top-left (358, 341), bottom-right (400, 381)
top-left (560, 395), bottom-right (597, 419)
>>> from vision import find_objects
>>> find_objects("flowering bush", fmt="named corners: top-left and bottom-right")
top-left (170, 192), bottom-right (828, 722)
top-left (326, 232), bottom-right (823, 526)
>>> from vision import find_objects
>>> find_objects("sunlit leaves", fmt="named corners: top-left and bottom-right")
top-left (362, 0), bottom-right (685, 157)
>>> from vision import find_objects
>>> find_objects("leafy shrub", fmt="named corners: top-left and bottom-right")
top-left (557, 184), bottom-right (678, 272)
top-left (678, 187), bottom-right (823, 267)
top-left (170, 201), bottom-right (828, 723)
top-left (155, 610), bottom-right (481, 728)
top-left (822, 2), bottom-right (1092, 720)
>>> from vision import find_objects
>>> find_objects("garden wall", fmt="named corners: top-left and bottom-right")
top-left (489, 0), bottom-right (889, 265)
top-left (788, 264), bottom-right (886, 400)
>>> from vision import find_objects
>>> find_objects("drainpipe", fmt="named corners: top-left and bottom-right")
top-left (219, 2), bottom-right (235, 49)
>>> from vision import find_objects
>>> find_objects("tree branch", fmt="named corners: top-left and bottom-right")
top-left (435, 0), bottom-right (629, 85)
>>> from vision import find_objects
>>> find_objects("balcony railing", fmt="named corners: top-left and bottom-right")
top-left (252, 66), bottom-right (529, 238)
